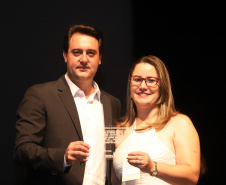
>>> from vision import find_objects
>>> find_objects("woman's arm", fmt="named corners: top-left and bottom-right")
top-left (157, 114), bottom-right (200, 184)
top-left (127, 114), bottom-right (200, 185)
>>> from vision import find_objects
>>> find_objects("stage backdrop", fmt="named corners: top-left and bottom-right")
top-left (1, 1), bottom-right (224, 185)
top-left (1, 1), bottom-right (133, 184)
top-left (132, 1), bottom-right (225, 184)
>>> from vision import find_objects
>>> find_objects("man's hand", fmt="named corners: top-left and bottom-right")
top-left (65, 141), bottom-right (90, 165)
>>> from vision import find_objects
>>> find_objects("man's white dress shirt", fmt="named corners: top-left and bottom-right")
top-left (65, 74), bottom-right (106, 185)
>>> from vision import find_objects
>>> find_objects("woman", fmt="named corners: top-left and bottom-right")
top-left (112, 55), bottom-right (200, 185)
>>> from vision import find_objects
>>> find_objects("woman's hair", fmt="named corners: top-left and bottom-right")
top-left (63, 24), bottom-right (104, 55)
top-left (118, 55), bottom-right (178, 129)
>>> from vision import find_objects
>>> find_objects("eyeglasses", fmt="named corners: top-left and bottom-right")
top-left (130, 75), bottom-right (159, 87)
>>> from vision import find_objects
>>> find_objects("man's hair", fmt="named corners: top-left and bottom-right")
top-left (118, 55), bottom-right (178, 129)
top-left (63, 24), bottom-right (104, 55)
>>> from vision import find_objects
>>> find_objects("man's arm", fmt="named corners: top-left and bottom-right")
top-left (14, 86), bottom-right (65, 172)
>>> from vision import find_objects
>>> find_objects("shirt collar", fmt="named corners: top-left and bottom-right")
top-left (65, 74), bottom-right (101, 101)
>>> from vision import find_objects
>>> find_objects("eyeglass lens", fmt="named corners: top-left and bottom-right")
top-left (131, 76), bottom-right (158, 87)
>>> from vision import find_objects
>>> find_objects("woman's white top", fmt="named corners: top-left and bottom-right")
top-left (113, 125), bottom-right (176, 185)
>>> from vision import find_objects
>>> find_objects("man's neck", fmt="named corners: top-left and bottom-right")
top-left (66, 73), bottom-right (96, 99)
top-left (77, 82), bottom-right (95, 99)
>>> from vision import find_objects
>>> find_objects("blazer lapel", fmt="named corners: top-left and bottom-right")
top-left (101, 91), bottom-right (113, 127)
top-left (101, 91), bottom-right (116, 184)
top-left (57, 76), bottom-right (83, 141)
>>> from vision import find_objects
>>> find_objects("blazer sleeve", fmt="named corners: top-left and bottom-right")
top-left (14, 85), bottom-right (65, 173)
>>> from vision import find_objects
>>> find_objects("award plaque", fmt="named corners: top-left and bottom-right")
top-left (105, 126), bottom-right (126, 159)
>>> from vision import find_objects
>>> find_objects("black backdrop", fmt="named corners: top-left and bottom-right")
top-left (132, 1), bottom-right (225, 184)
top-left (1, 1), bottom-right (225, 184)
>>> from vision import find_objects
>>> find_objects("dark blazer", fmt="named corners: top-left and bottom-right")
top-left (14, 76), bottom-right (121, 185)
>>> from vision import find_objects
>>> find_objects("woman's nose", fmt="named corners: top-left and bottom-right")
top-left (139, 80), bottom-right (148, 89)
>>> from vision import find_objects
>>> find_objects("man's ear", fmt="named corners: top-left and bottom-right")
top-left (63, 51), bottom-right (67, 63)
top-left (99, 55), bottom-right (102, 65)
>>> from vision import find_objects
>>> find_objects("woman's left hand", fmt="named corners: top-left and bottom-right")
top-left (127, 151), bottom-right (154, 173)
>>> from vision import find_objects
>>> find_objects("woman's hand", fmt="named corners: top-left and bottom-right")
top-left (127, 151), bottom-right (154, 173)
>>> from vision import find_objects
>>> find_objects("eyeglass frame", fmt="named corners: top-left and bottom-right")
top-left (130, 75), bottom-right (160, 87)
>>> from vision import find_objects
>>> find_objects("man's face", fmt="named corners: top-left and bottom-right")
top-left (63, 33), bottom-right (101, 84)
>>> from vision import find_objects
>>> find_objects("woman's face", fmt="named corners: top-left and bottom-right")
top-left (130, 62), bottom-right (160, 111)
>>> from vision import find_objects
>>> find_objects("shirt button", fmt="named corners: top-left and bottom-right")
top-left (80, 162), bottom-right (85, 166)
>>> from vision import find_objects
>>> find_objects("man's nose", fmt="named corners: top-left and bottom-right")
top-left (80, 53), bottom-right (88, 64)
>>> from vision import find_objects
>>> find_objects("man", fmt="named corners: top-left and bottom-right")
top-left (14, 25), bottom-right (121, 185)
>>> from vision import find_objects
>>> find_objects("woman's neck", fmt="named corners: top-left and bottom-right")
top-left (136, 106), bottom-right (159, 128)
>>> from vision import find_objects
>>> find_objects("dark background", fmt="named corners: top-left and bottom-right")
top-left (1, 1), bottom-right (225, 184)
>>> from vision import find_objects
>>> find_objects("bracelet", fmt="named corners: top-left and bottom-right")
top-left (150, 161), bottom-right (158, 176)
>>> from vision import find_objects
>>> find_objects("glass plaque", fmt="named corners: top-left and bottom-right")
top-left (105, 126), bottom-right (126, 159)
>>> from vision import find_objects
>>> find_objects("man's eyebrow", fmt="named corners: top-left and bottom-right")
top-left (86, 49), bottom-right (97, 52)
top-left (71, 48), bottom-right (82, 51)
top-left (70, 48), bottom-right (97, 51)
